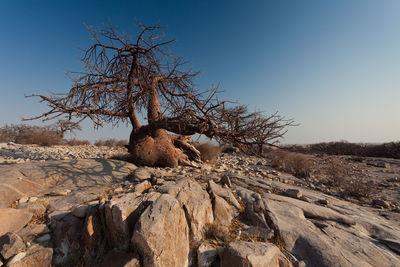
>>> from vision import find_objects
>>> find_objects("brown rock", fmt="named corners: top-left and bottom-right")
top-left (0, 232), bottom-right (26, 260)
top-left (17, 224), bottom-right (50, 242)
top-left (82, 205), bottom-right (106, 258)
top-left (197, 241), bottom-right (218, 267)
top-left (0, 208), bottom-right (33, 236)
top-left (221, 241), bottom-right (281, 267)
top-left (131, 194), bottom-right (189, 267)
top-left (99, 250), bottom-right (140, 267)
top-left (158, 178), bottom-right (214, 241)
top-left (134, 180), bottom-right (152, 194)
top-left (7, 245), bottom-right (53, 267)
top-left (212, 195), bottom-right (235, 227)
top-left (372, 199), bottom-right (390, 209)
top-left (317, 199), bottom-right (330, 205)
top-left (284, 189), bottom-right (302, 199)
top-left (72, 204), bottom-right (90, 218)
top-left (220, 174), bottom-right (232, 188)
top-left (104, 192), bottom-right (160, 250)
top-left (208, 180), bottom-right (241, 210)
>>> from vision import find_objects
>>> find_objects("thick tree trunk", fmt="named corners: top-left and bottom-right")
top-left (127, 82), bottom-right (201, 167)
top-left (128, 127), bottom-right (200, 167)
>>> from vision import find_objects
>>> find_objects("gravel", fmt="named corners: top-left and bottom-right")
top-left (0, 142), bottom-right (127, 164)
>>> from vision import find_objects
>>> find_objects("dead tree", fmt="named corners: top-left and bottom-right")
top-left (24, 23), bottom-right (295, 166)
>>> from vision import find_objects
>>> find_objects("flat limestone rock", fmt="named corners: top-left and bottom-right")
top-left (262, 193), bottom-right (400, 267)
top-left (0, 159), bottom-right (137, 208)
top-left (0, 208), bottom-right (33, 236)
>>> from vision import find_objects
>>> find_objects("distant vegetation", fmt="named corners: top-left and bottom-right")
top-left (0, 124), bottom-right (64, 146)
top-left (0, 124), bottom-right (127, 147)
top-left (285, 141), bottom-right (400, 159)
top-left (94, 139), bottom-right (128, 147)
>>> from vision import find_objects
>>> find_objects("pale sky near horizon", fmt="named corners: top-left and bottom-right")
top-left (0, 0), bottom-right (399, 144)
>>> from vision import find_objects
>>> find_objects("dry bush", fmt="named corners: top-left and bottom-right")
top-left (66, 138), bottom-right (91, 146)
top-left (194, 142), bottom-right (222, 163)
top-left (324, 159), bottom-right (373, 198)
top-left (16, 129), bottom-right (63, 146)
top-left (0, 124), bottom-right (63, 146)
top-left (94, 138), bottom-right (128, 147)
top-left (344, 178), bottom-right (374, 198)
top-left (268, 150), bottom-right (311, 178)
top-left (325, 159), bottom-right (351, 187)
top-left (288, 141), bottom-right (400, 160)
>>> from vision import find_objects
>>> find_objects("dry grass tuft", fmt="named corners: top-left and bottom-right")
top-left (204, 222), bottom-right (232, 245)
top-left (28, 212), bottom-right (47, 226)
top-left (194, 142), bottom-right (222, 163)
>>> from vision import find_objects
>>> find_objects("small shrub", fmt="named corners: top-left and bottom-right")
top-left (194, 142), bottom-right (222, 163)
top-left (268, 150), bottom-right (311, 178)
top-left (344, 178), bottom-right (374, 198)
top-left (324, 159), bottom-right (373, 198)
top-left (325, 159), bottom-right (350, 187)
top-left (66, 138), bottom-right (91, 146)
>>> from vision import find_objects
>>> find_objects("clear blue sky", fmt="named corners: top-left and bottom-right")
top-left (1, 0), bottom-right (399, 144)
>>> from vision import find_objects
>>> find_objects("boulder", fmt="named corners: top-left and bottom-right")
top-left (72, 204), bottom-right (91, 218)
top-left (284, 189), bottom-right (302, 199)
top-left (130, 167), bottom-right (152, 181)
top-left (207, 180), bottom-right (241, 210)
top-left (104, 192), bottom-right (160, 250)
top-left (158, 178), bottom-right (214, 241)
top-left (7, 245), bottom-right (53, 267)
top-left (212, 195), bottom-right (235, 227)
top-left (134, 180), bottom-right (152, 194)
top-left (197, 241), bottom-right (219, 267)
top-left (131, 194), bottom-right (189, 267)
top-left (0, 232), bottom-right (26, 260)
top-left (220, 241), bottom-right (282, 267)
top-left (17, 224), bottom-right (50, 242)
top-left (99, 250), bottom-right (140, 267)
top-left (0, 208), bottom-right (33, 236)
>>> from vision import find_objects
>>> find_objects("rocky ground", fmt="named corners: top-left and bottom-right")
top-left (0, 142), bottom-right (126, 163)
top-left (0, 143), bottom-right (399, 266)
